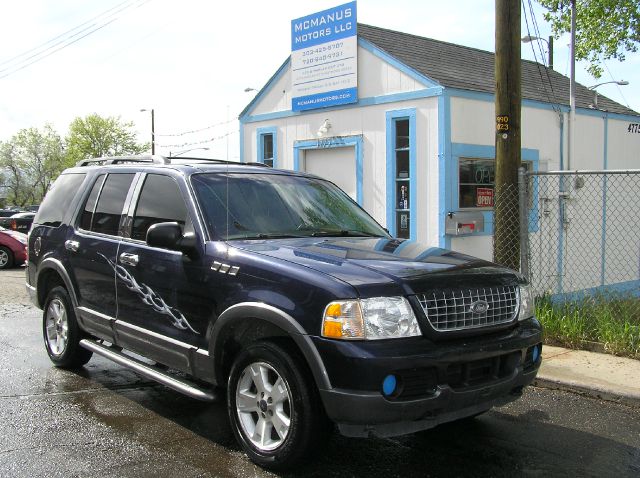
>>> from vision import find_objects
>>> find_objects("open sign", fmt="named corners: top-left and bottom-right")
top-left (476, 187), bottom-right (494, 207)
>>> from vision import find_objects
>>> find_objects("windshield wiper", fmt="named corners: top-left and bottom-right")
top-left (237, 233), bottom-right (307, 240)
top-left (311, 230), bottom-right (383, 237)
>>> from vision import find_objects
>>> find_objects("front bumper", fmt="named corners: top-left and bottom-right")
top-left (313, 318), bottom-right (542, 437)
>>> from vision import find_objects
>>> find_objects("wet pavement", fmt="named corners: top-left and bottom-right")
top-left (1, 268), bottom-right (639, 477)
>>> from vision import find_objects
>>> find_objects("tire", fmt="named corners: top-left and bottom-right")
top-left (42, 286), bottom-right (93, 368)
top-left (227, 340), bottom-right (330, 471)
top-left (0, 246), bottom-right (14, 269)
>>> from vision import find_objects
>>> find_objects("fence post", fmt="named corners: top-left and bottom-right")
top-left (518, 167), bottom-right (530, 280)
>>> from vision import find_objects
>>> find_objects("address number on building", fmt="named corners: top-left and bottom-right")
top-left (496, 115), bottom-right (509, 132)
top-left (629, 123), bottom-right (640, 134)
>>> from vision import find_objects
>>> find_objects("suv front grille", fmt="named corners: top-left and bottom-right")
top-left (417, 286), bottom-right (519, 332)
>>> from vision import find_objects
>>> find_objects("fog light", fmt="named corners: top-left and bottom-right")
top-left (382, 374), bottom-right (397, 396)
top-left (532, 344), bottom-right (541, 363)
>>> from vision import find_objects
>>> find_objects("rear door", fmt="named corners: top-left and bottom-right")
top-left (114, 173), bottom-right (214, 369)
top-left (67, 172), bottom-right (137, 339)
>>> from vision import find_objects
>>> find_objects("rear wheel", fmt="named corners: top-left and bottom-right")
top-left (43, 286), bottom-right (93, 368)
top-left (227, 340), bottom-right (330, 471)
top-left (0, 246), bottom-right (14, 269)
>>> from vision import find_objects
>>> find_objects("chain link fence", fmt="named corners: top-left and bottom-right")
top-left (516, 169), bottom-right (640, 356)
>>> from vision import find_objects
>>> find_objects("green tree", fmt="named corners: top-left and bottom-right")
top-left (0, 125), bottom-right (65, 206)
top-left (65, 114), bottom-right (148, 165)
top-left (538, 0), bottom-right (640, 78)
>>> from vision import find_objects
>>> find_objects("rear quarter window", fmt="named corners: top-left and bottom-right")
top-left (35, 173), bottom-right (87, 227)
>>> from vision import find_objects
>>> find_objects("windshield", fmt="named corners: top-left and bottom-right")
top-left (191, 173), bottom-right (389, 240)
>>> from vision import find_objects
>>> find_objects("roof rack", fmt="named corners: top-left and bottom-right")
top-left (76, 155), bottom-right (169, 167)
top-left (75, 155), bottom-right (271, 168)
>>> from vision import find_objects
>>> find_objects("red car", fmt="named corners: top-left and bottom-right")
top-left (0, 226), bottom-right (27, 269)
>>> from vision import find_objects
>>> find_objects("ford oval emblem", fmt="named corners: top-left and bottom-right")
top-left (469, 300), bottom-right (489, 314)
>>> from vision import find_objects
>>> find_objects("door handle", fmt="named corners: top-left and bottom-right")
top-left (64, 240), bottom-right (79, 252)
top-left (119, 252), bottom-right (139, 267)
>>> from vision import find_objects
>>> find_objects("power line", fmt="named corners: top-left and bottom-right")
top-left (604, 61), bottom-right (631, 108)
top-left (155, 118), bottom-right (236, 137)
top-left (522, 0), bottom-right (562, 115)
top-left (158, 130), bottom-right (238, 149)
top-left (0, 0), bottom-right (153, 80)
top-left (0, 0), bottom-right (134, 68)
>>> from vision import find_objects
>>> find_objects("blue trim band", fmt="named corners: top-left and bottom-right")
top-left (447, 143), bottom-right (540, 237)
top-left (438, 92), bottom-right (451, 248)
top-left (243, 87), bottom-right (442, 124)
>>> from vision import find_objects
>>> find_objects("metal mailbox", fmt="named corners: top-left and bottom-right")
top-left (445, 211), bottom-right (485, 235)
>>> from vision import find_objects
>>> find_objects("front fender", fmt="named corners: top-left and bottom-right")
top-left (209, 302), bottom-right (332, 390)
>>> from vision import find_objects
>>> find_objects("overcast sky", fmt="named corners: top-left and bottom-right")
top-left (1, 0), bottom-right (638, 161)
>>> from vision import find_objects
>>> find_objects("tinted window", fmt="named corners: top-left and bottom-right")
top-left (91, 174), bottom-right (135, 236)
top-left (35, 173), bottom-right (86, 227)
top-left (79, 175), bottom-right (105, 231)
top-left (132, 174), bottom-right (189, 241)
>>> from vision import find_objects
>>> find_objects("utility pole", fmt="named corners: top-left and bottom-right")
top-left (494, 0), bottom-right (522, 270)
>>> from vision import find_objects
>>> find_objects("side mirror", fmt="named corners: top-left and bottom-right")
top-left (146, 222), bottom-right (197, 259)
top-left (147, 222), bottom-right (182, 249)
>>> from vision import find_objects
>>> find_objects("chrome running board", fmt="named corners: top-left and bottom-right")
top-left (79, 339), bottom-right (217, 402)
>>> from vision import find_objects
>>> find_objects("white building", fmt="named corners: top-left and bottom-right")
top-left (239, 23), bottom-right (640, 261)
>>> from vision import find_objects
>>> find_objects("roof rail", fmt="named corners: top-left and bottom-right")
top-left (76, 155), bottom-right (272, 168)
top-left (76, 155), bottom-right (169, 167)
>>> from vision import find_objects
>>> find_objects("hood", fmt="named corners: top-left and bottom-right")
top-left (231, 237), bottom-right (522, 296)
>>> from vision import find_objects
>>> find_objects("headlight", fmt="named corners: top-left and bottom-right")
top-left (518, 285), bottom-right (534, 321)
top-left (322, 297), bottom-right (421, 340)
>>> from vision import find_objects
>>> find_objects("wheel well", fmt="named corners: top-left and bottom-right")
top-left (216, 318), bottom-right (302, 386)
top-left (37, 269), bottom-right (65, 307)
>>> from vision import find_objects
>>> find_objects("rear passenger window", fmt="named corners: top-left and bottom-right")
top-left (88, 174), bottom-right (135, 236)
top-left (35, 173), bottom-right (87, 227)
top-left (131, 174), bottom-right (190, 241)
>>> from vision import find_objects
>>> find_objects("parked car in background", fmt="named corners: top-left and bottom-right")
top-left (0, 212), bottom-right (36, 233)
top-left (0, 226), bottom-right (27, 269)
top-left (0, 209), bottom-right (23, 218)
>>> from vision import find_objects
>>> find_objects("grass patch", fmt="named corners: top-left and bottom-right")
top-left (535, 294), bottom-right (640, 359)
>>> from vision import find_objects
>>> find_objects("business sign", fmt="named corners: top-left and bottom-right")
top-left (476, 187), bottom-right (494, 207)
top-left (291, 2), bottom-right (357, 112)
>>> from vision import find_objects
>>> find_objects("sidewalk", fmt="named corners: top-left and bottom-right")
top-left (534, 345), bottom-right (640, 408)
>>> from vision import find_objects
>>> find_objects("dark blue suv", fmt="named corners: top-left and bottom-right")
top-left (26, 155), bottom-right (542, 470)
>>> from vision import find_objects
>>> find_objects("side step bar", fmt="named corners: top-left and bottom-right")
top-left (79, 339), bottom-right (217, 402)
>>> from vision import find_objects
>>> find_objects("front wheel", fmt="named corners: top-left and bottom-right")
top-left (227, 341), bottom-right (330, 471)
top-left (43, 286), bottom-right (93, 368)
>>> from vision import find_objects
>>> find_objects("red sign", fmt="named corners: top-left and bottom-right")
top-left (476, 187), bottom-right (494, 207)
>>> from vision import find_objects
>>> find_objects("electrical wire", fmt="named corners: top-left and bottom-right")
top-left (0, 0), bottom-right (153, 80)
top-left (522, 0), bottom-right (562, 115)
top-left (0, 0), bottom-right (134, 68)
top-left (155, 118), bottom-right (236, 137)
top-left (604, 61), bottom-right (631, 108)
top-left (158, 130), bottom-right (238, 149)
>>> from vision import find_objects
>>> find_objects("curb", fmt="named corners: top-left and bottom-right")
top-left (533, 375), bottom-right (640, 409)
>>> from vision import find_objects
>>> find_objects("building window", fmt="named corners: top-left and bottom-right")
top-left (459, 158), bottom-right (532, 209)
top-left (394, 119), bottom-right (411, 238)
top-left (459, 158), bottom-right (495, 208)
top-left (257, 127), bottom-right (277, 167)
top-left (386, 109), bottom-right (416, 240)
